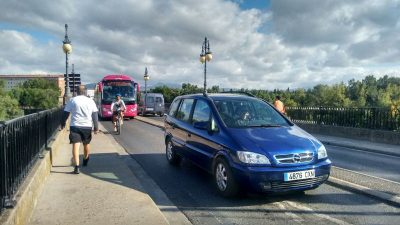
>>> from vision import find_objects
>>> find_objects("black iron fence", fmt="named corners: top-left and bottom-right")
top-left (23, 108), bottom-right (44, 116)
top-left (0, 107), bottom-right (63, 212)
top-left (286, 106), bottom-right (400, 131)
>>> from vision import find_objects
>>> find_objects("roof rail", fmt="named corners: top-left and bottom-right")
top-left (220, 91), bottom-right (256, 97)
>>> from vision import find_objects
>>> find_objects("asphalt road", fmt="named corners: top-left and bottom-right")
top-left (101, 119), bottom-right (400, 225)
top-left (146, 116), bottom-right (400, 183)
top-left (328, 145), bottom-right (400, 183)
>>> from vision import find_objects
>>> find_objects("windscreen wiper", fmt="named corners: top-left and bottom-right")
top-left (249, 124), bottom-right (282, 128)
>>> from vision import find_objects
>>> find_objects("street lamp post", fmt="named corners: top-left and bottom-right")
top-left (72, 64), bottom-right (75, 96)
top-left (62, 24), bottom-right (72, 104)
top-left (200, 37), bottom-right (212, 94)
top-left (144, 67), bottom-right (150, 113)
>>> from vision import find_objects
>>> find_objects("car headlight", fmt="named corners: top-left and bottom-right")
top-left (317, 145), bottom-right (328, 159)
top-left (237, 151), bottom-right (271, 165)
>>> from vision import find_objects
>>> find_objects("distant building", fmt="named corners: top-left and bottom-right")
top-left (84, 83), bottom-right (96, 99)
top-left (0, 74), bottom-right (65, 102)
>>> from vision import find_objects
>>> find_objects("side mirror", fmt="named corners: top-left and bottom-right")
top-left (193, 121), bottom-right (209, 130)
top-left (193, 119), bottom-right (219, 133)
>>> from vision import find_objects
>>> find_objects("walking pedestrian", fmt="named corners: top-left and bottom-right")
top-left (62, 89), bottom-right (99, 174)
top-left (273, 95), bottom-right (286, 114)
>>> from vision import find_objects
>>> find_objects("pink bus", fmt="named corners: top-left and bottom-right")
top-left (95, 74), bottom-right (140, 119)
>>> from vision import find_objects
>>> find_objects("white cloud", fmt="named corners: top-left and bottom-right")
top-left (0, 0), bottom-right (399, 90)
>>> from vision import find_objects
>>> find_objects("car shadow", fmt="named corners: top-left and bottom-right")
top-left (121, 153), bottom-right (400, 219)
top-left (97, 121), bottom-right (400, 220)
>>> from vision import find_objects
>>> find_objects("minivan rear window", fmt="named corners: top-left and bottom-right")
top-left (146, 96), bottom-right (154, 103)
top-left (176, 99), bottom-right (194, 122)
top-left (156, 97), bottom-right (163, 103)
top-left (168, 99), bottom-right (181, 117)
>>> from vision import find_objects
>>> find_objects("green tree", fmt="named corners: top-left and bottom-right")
top-left (151, 85), bottom-right (181, 103)
top-left (363, 75), bottom-right (378, 107)
top-left (291, 88), bottom-right (307, 106)
top-left (0, 80), bottom-right (5, 95)
top-left (0, 80), bottom-right (22, 121)
top-left (150, 75), bottom-right (400, 108)
top-left (11, 78), bottom-right (60, 109)
top-left (181, 83), bottom-right (202, 95)
top-left (208, 85), bottom-right (220, 93)
top-left (0, 95), bottom-right (23, 121)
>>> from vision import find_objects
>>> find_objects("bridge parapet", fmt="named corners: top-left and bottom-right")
top-left (0, 108), bottom-right (63, 213)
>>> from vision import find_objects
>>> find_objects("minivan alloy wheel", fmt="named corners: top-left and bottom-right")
top-left (167, 141), bottom-right (173, 160)
top-left (214, 158), bottom-right (239, 197)
top-left (165, 139), bottom-right (181, 165)
top-left (216, 163), bottom-right (228, 191)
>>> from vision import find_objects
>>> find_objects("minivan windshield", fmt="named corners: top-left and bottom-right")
top-left (214, 98), bottom-right (290, 128)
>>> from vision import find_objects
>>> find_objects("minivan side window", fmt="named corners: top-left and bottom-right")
top-left (192, 100), bottom-right (211, 124)
top-left (176, 99), bottom-right (194, 122)
top-left (168, 99), bottom-right (181, 117)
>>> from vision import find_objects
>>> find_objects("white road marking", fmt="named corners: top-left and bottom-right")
top-left (273, 202), bottom-right (304, 224)
top-left (282, 200), bottom-right (353, 225)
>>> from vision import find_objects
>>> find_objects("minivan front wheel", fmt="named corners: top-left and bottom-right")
top-left (166, 139), bottom-right (181, 165)
top-left (214, 158), bottom-right (239, 197)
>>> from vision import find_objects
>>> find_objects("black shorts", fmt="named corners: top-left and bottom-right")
top-left (69, 126), bottom-right (92, 144)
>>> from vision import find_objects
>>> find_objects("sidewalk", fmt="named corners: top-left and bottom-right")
top-left (28, 124), bottom-right (168, 225)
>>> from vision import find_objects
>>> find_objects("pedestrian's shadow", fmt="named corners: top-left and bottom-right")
top-left (79, 152), bottom-right (146, 192)
top-left (50, 170), bottom-right (75, 174)
top-left (99, 130), bottom-right (112, 135)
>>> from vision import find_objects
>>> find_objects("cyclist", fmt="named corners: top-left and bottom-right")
top-left (111, 94), bottom-right (126, 132)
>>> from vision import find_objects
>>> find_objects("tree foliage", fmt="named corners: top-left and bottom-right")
top-left (0, 80), bottom-right (22, 121)
top-left (151, 83), bottom-right (221, 103)
top-left (150, 75), bottom-right (400, 110)
top-left (10, 78), bottom-right (60, 109)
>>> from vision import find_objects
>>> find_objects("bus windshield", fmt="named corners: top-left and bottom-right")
top-left (102, 80), bottom-right (136, 102)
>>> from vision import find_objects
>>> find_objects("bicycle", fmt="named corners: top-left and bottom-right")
top-left (115, 108), bottom-right (123, 135)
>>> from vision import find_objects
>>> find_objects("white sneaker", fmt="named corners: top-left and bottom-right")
top-left (114, 127), bottom-right (117, 132)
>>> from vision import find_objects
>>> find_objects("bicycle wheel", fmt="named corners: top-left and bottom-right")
top-left (116, 116), bottom-right (121, 135)
top-left (119, 116), bottom-right (122, 134)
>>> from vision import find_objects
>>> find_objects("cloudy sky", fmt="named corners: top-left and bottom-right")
top-left (1, 0), bottom-right (400, 89)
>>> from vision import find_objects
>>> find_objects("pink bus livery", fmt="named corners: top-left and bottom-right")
top-left (95, 75), bottom-right (140, 119)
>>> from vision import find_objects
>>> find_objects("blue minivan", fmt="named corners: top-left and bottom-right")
top-left (164, 93), bottom-right (331, 197)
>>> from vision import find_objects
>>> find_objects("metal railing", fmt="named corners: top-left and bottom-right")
top-left (0, 107), bottom-right (63, 212)
top-left (286, 106), bottom-right (400, 131)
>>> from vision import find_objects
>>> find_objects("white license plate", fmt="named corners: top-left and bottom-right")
top-left (284, 169), bottom-right (315, 181)
top-left (146, 108), bottom-right (154, 111)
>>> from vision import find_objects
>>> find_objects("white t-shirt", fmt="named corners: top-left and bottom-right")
top-left (111, 100), bottom-right (126, 112)
top-left (65, 95), bottom-right (98, 127)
